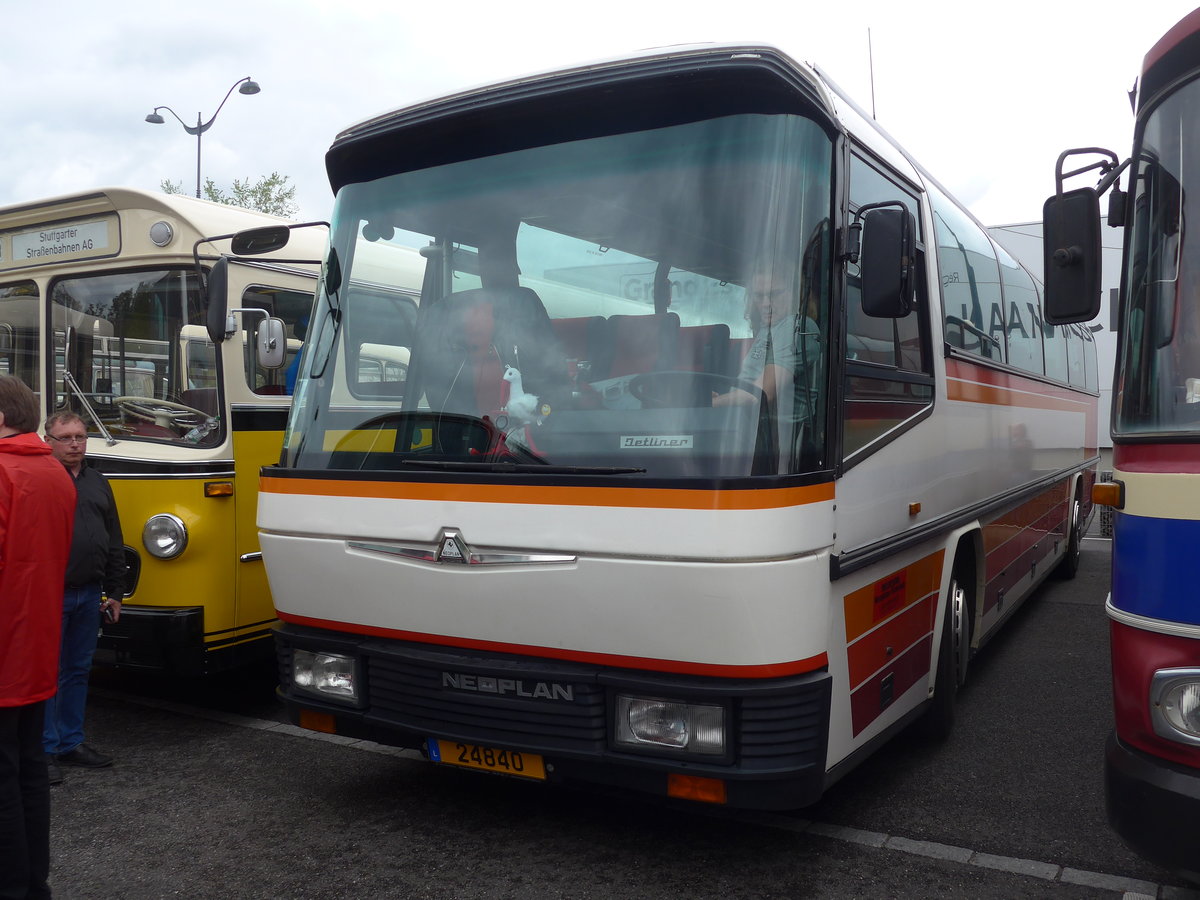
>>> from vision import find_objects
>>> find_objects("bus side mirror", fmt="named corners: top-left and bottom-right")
top-left (257, 316), bottom-right (287, 369)
top-left (858, 205), bottom-right (916, 318)
top-left (1043, 188), bottom-right (1102, 324)
top-left (206, 256), bottom-right (231, 343)
top-left (231, 225), bottom-right (290, 255)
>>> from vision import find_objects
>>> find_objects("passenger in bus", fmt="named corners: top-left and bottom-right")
top-left (0, 377), bottom-right (74, 900)
top-left (712, 270), bottom-right (820, 409)
top-left (42, 412), bottom-right (126, 784)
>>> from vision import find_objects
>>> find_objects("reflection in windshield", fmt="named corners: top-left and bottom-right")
top-left (1116, 78), bottom-right (1200, 436)
top-left (289, 113), bottom-right (834, 479)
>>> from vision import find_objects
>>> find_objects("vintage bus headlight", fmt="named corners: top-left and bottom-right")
top-left (142, 514), bottom-right (188, 559)
top-left (292, 650), bottom-right (359, 702)
top-left (1151, 669), bottom-right (1200, 745)
top-left (614, 695), bottom-right (725, 755)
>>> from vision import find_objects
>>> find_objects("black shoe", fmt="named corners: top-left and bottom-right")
top-left (56, 744), bottom-right (113, 768)
top-left (46, 755), bottom-right (63, 785)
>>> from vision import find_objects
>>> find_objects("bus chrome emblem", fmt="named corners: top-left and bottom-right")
top-left (436, 529), bottom-right (469, 564)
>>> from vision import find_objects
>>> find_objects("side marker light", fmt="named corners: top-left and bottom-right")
top-left (298, 709), bottom-right (337, 734)
top-left (667, 773), bottom-right (727, 804)
top-left (1092, 480), bottom-right (1124, 509)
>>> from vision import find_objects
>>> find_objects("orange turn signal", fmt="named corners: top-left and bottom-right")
top-left (667, 773), bottom-right (727, 804)
top-left (1092, 480), bottom-right (1124, 509)
top-left (204, 481), bottom-right (234, 498)
top-left (298, 709), bottom-right (337, 734)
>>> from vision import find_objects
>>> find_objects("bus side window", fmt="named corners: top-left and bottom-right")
top-left (844, 153), bottom-right (934, 460)
top-left (929, 184), bottom-right (1005, 363)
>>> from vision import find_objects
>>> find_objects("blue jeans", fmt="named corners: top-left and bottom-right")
top-left (43, 584), bottom-right (102, 757)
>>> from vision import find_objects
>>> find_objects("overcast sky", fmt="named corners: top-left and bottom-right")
top-left (3, 1), bottom-right (1196, 229)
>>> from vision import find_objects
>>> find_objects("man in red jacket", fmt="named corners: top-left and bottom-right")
top-left (0, 376), bottom-right (75, 899)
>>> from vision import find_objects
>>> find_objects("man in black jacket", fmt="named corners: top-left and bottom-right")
top-left (42, 412), bottom-right (125, 784)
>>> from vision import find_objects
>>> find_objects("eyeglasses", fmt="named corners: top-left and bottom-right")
top-left (47, 434), bottom-right (88, 445)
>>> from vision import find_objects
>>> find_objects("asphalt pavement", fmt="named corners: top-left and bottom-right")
top-left (43, 519), bottom-right (1200, 899)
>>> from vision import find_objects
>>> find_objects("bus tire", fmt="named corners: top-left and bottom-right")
top-left (920, 562), bottom-right (972, 741)
top-left (1054, 490), bottom-right (1083, 580)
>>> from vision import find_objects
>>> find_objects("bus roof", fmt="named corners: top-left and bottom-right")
top-left (327, 44), bottom-right (922, 197)
top-left (0, 186), bottom-right (326, 260)
top-left (1139, 8), bottom-right (1200, 111)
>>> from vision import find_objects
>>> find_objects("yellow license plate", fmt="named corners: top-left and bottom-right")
top-left (427, 739), bottom-right (546, 780)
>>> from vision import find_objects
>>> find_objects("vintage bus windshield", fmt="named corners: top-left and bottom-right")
top-left (1115, 76), bottom-right (1200, 436)
top-left (286, 112), bottom-right (834, 478)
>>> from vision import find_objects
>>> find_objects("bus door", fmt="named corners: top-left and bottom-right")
top-left (224, 268), bottom-right (315, 645)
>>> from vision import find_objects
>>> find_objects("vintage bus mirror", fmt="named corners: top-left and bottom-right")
top-left (1043, 188), bottom-right (1102, 324)
top-left (857, 204), bottom-right (916, 318)
top-left (231, 225), bottom-right (290, 256)
top-left (206, 256), bottom-right (231, 343)
top-left (256, 316), bottom-right (287, 369)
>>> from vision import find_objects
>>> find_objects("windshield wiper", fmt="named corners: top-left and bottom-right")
top-left (400, 459), bottom-right (646, 475)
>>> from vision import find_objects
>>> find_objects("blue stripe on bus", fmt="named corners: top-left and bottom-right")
top-left (1112, 511), bottom-right (1200, 626)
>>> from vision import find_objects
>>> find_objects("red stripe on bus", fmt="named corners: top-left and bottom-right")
top-left (849, 633), bottom-right (933, 737)
top-left (846, 594), bottom-right (936, 689)
top-left (261, 476), bottom-right (835, 510)
top-left (1113, 443), bottom-right (1200, 474)
top-left (276, 610), bottom-right (829, 678)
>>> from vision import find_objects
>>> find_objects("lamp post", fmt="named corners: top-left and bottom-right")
top-left (145, 77), bottom-right (261, 198)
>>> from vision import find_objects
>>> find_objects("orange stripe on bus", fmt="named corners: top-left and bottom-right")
top-left (276, 610), bottom-right (829, 678)
top-left (843, 550), bottom-right (944, 643)
top-left (945, 378), bottom-right (1091, 412)
top-left (260, 476), bottom-right (835, 511)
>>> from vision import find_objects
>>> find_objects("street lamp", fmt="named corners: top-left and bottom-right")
top-left (145, 77), bottom-right (261, 198)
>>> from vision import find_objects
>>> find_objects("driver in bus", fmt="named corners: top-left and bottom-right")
top-left (712, 268), bottom-right (820, 409)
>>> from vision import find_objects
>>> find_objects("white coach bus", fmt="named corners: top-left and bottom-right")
top-left (246, 45), bottom-right (1098, 807)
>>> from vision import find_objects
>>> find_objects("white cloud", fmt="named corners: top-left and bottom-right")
top-left (1, 0), bottom-right (1195, 226)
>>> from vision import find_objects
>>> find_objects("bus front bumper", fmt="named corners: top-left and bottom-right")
top-left (1105, 731), bottom-right (1200, 884)
top-left (274, 623), bottom-right (832, 810)
top-left (95, 605), bottom-right (206, 676)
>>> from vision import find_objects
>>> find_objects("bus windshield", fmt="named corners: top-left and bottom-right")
top-left (50, 267), bottom-right (220, 445)
top-left (287, 112), bottom-right (834, 479)
top-left (1115, 75), bottom-right (1200, 436)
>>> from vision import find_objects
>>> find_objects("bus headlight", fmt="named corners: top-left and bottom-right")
top-left (1152, 669), bottom-right (1200, 745)
top-left (292, 650), bottom-right (359, 702)
top-left (614, 695), bottom-right (725, 756)
top-left (142, 514), bottom-right (188, 559)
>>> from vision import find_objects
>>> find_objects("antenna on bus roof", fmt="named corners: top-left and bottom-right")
top-left (868, 28), bottom-right (877, 120)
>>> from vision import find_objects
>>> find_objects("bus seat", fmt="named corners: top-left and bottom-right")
top-left (727, 337), bottom-right (752, 377)
top-left (676, 323), bottom-right (730, 373)
top-left (604, 313), bottom-right (680, 378)
top-left (408, 287), bottom-right (565, 415)
top-left (180, 388), bottom-right (218, 417)
top-left (550, 316), bottom-right (606, 375)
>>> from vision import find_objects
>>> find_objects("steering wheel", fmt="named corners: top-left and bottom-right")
top-left (629, 371), bottom-right (767, 409)
top-left (114, 397), bottom-right (209, 428)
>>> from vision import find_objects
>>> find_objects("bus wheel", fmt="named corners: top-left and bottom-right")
top-left (1054, 492), bottom-right (1083, 580)
top-left (920, 568), bottom-right (971, 741)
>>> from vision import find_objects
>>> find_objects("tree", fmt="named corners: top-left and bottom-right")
top-left (161, 171), bottom-right (299, 218)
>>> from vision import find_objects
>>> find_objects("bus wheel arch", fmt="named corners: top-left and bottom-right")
top-left (1053, 477), bottom-right (1084, 580)
top-left (920, 532), bottom-right (979, 740)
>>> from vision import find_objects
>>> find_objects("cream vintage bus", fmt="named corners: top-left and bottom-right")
top-left (0, 187), bottom-right (331, 674)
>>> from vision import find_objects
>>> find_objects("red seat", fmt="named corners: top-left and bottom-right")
top-left (676, 323), bottom-right (730, 373)
top-left (550, 316), bottom-right (606, 373)
top-left (605, 313), bottom-right (679, 377)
